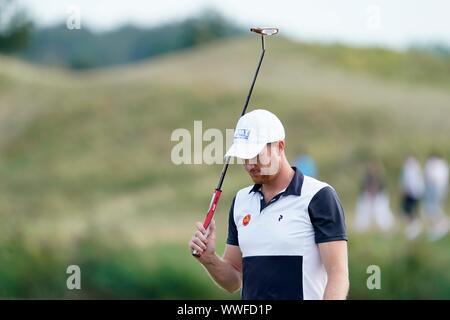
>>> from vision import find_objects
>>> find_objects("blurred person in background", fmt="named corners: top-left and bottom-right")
top-left (400, 155), bottom-right (425, 240)
top-left (354, 162), bottom-right (395, 233)
top-left (424, 153), bottom-right (449, 241)
top-left (294, 148), bottom-right (318, 178)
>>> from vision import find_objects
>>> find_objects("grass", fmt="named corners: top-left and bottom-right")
top-left (0, 37), bottom-right (449, 298)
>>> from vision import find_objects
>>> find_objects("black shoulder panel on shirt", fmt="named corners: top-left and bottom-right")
top-left (308, 186), bottom-right (348, 243)
top-left (226, 196), bottom-right (239, 246)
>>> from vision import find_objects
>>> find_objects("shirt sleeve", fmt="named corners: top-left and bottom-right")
top-left (308, 186), bottom-right (347, 243)
top-left (226, 196), bottom-right (239, 246)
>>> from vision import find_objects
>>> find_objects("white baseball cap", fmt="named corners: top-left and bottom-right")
top-left (225, 109), bottom-right (285, 160)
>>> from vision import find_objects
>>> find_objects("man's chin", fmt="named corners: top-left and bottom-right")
top-left (250, 178), bottom-right (261, 184)
top-left (250, 175), bottom-right (266, 184)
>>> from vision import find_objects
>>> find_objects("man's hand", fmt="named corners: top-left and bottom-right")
top-left (188, 219), bottom-right (242, 293)
top-left (189, 219), bottom-right (216, 262)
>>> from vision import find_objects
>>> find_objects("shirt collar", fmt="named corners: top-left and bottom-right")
top-left (249, 167), bottom-right (304, 196)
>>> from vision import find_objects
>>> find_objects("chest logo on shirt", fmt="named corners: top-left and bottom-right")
top-left (242, 214), bottom-right (251, 226)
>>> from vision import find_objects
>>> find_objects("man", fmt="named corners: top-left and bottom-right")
top-left (189, 109), bottom-right (349, 300)
top-left (400, 155), bottom-right (424, 240)
top-left (354, 162), bottom-right (394, 233)
top-left (294, 149), bottom-right (318, 178)
top-left (424, 153), bottom-right (449, 240)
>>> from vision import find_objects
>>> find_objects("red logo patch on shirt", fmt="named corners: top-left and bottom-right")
top-left (243, 214), bottom-right (251, 226)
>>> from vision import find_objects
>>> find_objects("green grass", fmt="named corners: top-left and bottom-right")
top-left (348, 233), bottom-right (450, 299)
top-left (1, 233), bottom-right (450, 299)
top-left (0, 37), bottom-right (450, 298)
top-left (295, 42), bottom-right (450, 87)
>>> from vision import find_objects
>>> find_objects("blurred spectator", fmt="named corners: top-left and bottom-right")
top-left (400, 156), bottom-right (425, 240)
top-left (354, 162), bottom-right (395, 233)
top-left (424, 154), bottom-right (449, 241)
top-left (294, 150), bottom-right (318, 178)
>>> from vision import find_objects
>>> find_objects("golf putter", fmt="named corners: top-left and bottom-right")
top-left (192, 27), bottom-right (279, 257)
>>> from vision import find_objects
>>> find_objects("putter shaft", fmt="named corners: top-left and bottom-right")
top-left (192, 28), bottom-right (278, 257)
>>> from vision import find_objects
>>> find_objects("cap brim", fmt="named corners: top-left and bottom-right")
top-left (224, 142), bottom-right (266, 160)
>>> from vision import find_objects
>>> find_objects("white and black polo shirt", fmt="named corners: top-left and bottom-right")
top-left (226, 167), bottom-right (347, 300)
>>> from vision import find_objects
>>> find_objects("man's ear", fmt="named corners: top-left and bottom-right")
top-left (277, 140), bottom-right (285, 154)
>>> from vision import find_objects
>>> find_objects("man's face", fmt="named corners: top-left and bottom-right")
top-left (243, 142), bottom-right (283, 184)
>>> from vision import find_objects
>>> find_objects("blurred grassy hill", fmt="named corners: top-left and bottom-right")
top-left (1, 36), bottom-right (450, 298)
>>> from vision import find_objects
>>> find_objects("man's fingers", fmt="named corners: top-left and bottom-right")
top-left (191, 219), bottom-right (215, 257)
top-left (195, 231), bottom-right (208, 243)
top-left (190, 243), bottom-right (204, 254)
top-left (192, 237), bottom-right (207, 250)
top-left (189, 236), bottom-right (205, 253)
top-left (196, 222), bottom-right (206, 234)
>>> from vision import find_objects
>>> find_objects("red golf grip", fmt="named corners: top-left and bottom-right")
top-left (192, 189), bottom-right (222, 257)
top-left (203, 189), bottom-right (222, 229)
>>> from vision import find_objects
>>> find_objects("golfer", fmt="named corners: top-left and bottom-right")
top-left (189, 109), bottom-right (349, 300)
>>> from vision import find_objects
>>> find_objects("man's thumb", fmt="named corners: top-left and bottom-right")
top-left (208, 219), bottom-right (216, 236)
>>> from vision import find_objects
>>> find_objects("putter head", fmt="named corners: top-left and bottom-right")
top-left (250, 27), bottom-right (279, 36)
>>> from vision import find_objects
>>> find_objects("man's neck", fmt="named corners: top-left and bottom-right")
top-left (261, 161), bottom-right (295, 199)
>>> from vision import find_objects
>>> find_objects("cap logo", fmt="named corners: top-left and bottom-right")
top-left (234, 128), bottom-right (251, 140)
